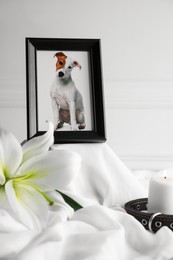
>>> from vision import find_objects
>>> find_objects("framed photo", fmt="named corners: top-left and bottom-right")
top-left (26, 38), bottom-right (106, 143)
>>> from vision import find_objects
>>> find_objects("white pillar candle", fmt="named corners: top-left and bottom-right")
top-left (148, 169), bottom-right (173, 215)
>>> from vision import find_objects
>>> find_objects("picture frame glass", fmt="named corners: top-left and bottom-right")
top-left (37, 50), bottom-right (94, 131)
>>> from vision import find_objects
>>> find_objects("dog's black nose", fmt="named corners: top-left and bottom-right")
top-left (58, 71), bottom-right (64, 78)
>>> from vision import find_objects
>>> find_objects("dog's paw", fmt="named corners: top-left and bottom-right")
top-left (54, 121), bottom-right (64, 130)
top-left (57, 121), bottom-right (64, 129)
top-left (78, 123), bottom-right (86, 130)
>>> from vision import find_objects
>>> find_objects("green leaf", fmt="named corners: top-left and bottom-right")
top-left (56, 190), bottom-right (83, 211)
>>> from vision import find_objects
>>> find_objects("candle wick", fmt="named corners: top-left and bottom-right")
top-left (164, 176), bottom-right (166, 179)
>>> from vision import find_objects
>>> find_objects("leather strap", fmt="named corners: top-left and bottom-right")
top-left (124, 198), bottom-right (173, 233)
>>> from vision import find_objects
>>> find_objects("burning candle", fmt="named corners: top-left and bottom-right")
top-left (148, 169), bottom-right (173, 215)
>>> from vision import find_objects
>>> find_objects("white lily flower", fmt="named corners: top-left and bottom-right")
top-left (0, 122), bottom-right (81, 230)
top-left (22, 121), bottom-right (54, 163)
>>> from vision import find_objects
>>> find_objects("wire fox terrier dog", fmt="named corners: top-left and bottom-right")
top-left (50, 52), bottom-right (86, 131)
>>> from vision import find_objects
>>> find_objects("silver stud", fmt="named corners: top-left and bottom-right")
top-left (170, 223), bottom-right (173, 229)
top-left (142, 219), bottom-right (147, 226)
top-left (155, 221), bottom-right (162, 228)
top-left (136, 205), bottom-right (140, 210)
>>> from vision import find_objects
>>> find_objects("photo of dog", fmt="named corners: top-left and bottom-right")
top-left (50, 51), bottom-right (86, 131)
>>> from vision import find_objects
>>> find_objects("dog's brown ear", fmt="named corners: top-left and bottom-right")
top-left (54, 52), bottom-right (67, 59)
top-left (74, 61), bottom-right (82, 70)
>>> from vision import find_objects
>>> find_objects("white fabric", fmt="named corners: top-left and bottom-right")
top-left (1, 143), bottom-right (173, 260)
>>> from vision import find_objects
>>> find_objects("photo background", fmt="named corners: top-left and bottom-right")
top-left (37, 51), bottom-right (93, 131)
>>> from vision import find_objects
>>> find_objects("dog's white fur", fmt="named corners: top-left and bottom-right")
top-left (50, 56), bottom-right (85, 130)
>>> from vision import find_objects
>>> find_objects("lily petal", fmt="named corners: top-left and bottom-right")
top-left (16, 150), bottom-right (81, 191)
top-left (46, 190), bottom-right (74, 226)
top-left (22, 121), bottom-right (54, 163)
top-left (0, 127), bottom-right (22, 178)
top-left (0, 187), bottom-right (7, 207)
top-left (5, 180), bottom-right (49, 230)
top-left (48, 190), bottom-right (74, 216)
top-left (0, 168), bottom-right (5, 185)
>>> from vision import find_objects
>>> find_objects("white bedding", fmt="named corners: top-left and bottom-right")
top-left (1, 143), bottom-right (173, 260)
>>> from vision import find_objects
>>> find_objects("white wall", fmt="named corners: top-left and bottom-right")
top-left (0, 0), bottom-right (173, 170)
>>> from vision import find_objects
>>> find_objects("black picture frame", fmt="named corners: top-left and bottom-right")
top-left (26, 38), bottom-right (106, 143)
